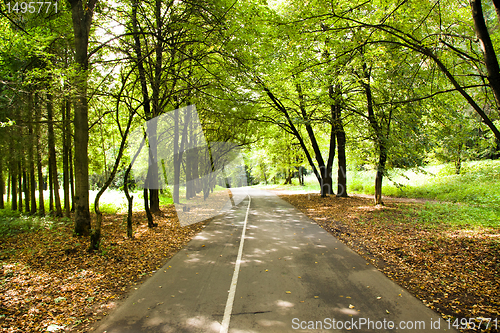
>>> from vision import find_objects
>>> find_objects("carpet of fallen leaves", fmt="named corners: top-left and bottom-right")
top-left (280, 193), bottom-right (500, 332)
top-left (0, 205), bottom-right (208, 333)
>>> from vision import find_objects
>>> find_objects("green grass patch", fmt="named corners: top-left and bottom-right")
top-left (256, 160), bottom-right (500, 231)
top-left (348, 160), bottom-right (500, 207)
top-left (0, 213), bottom-right (61, 238)
top-left (387, 202), bottom-right (500, 230)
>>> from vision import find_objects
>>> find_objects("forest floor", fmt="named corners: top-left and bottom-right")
top-left (0, 206), bottom-right (209, 333)
top-left (279, 193), bottom-right (500, 331)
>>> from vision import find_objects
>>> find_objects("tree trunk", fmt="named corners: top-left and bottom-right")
top-left (48, 93), bottom-right (62, 217)
top-left (143, 188), bottom-right (155, 228)
top-left (335, 111), bottom-right (348, 197)
top-left (18, 166), bottom-right (22, 213)
top-left (124, 165), bottom-right (134, 238)
top-left (62, 98), bottom-right (71, 217)
top-left (0, 155), bottom-right (4, 209)
top-left (455, 142), bottom-right (463, 175)
top-left (173, 108), bottom-right (180, 204)
top-left (296, 81), bottom-right (334, 197)
top-left (69, 144), bottom-right (75, 212)
top-left (329, 83), bottom-right (348, 197)
top-left (7, 172), bottom-right (10, 204)
top-left (361, 63), bottom-right (387, 205)
top-left (49, 154), bottom-right (54, 214)
top-left (35, 94), bottom-right (45, 216)
top-left (23, 169), bottom-right (29, 214)
top-left (148, 0), bottom-right (164, 213)
top-left (90, 104), bottom-right (136, 251)
top-left (10, 165), bottom-right (17, 211)
top-left (131, 0), bottom-right (160, 213)
top-left (27, 92), bottom-right (37, 214)
top-left (68, 0), bottom-right (97, 236)
top-left (147, 119), bottom-right (160, 213)
top-left (471, 0), bottom-right (500, 108)
top-left (374, 145), bottom-right (387, 206)
top-left (124, 132), bottom-right (146, 238)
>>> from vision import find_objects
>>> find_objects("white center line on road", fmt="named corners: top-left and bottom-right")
top-left (220, 194), bottom-right (252, 333)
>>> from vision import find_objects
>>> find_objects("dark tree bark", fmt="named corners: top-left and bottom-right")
top-left (143, 188), bottom-right (155, 228)
top-left (131, 0), bottom-right (161, 213)
top-left (124, 136), bottom-right (147, 238)
top-left (10, 168), bottom-right (17, 211)
top-left (47, 93), bottom-right (62, 217)
top-left (9, 135), bottom-right (17, 211)
top-left (0, 155), bottom-right (4, 209)
top-left (18, 165), bottom-right (22, 213)
top-left (69, 145), bottom-right (75, 212)
top-left (330, 85), bottom-right (348, 197)
top-left (7, 172), bottom-right (10, 204)
top-left (173, 108), bottom-right (180, 204)
top-left (49, 154), bottom-right (54, 213)
top-left (68, 0), bottom-right (97, 236)
top-left (471, 0), bottom-right (500, 108)
top-left (27, 92), bottom-right (37, 214)
top-left (35, 93), bottom-right (44, 216)
top-left (361, 64), bottom-right (387, 205)
top-left (23, 169), bottom-right (29, 214)
top-left (147, 0), bottom-right (164, 213)
top-left (296, 82), bottom-right (335, 196)
top-left (62, 98), bottom-right (71, 217)
top-left (374, 146), bottom-right (387, 206)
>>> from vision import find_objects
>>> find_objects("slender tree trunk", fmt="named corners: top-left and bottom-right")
top-left (0, 155), bottom-right (4, 209)
top-left (146, 120), bottom-right (160, 213)
top-left (68, 0), bottom-right (97, 236)
top-left (296, 81), bottom-right (334, 196)
top-left (90, 106), bottom-right (136, 251)
top-left (35, 94), bottom-right (45, 216)
top-left (124, 164), bottom-right (134, 238)
top-left (10, 165), bottom-right (17, 211)
top-left (331, 86), bottom-right (348, 197)
top-left (9, 133), bottom-right (17, 211)
top-left (124, 134), bottom-right (147, 238)
top-left (23, 169), bottom-right (29, 214)
top-left (69, 145), bottom-right (75, 212)
top-left (374, 145), bottom-right (387, 206)
top-left (173, 108), bottom-right (180, 204)
top-left (143, 188), bottom-right (155, 228)
top-left (48, 93), bottom-right (62, 217)
top-left (7, 172), bottom-right (10, 204)
top-left (49, 153), bottom-right (54, 214)
top-left (29, 153), bottom-right (36, 215)
top-left (362, 64), bottom-right (387, 205)
top-left (62, 98), bottom-right (71, 217)
top-left (27, 92), bottom-right (37, 214)
top-left (18, 166), bottom-right (22, 213)
top-left (131, 0), bottom-right (160, 213)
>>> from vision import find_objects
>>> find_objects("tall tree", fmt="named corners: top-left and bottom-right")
top-left (67, 0), bottom-right (98, 236)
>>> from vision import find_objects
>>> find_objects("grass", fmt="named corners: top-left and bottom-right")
top-left (254, 160), bottom-right (500, 231)
top-left (349, 160), bottom-right (500, 206)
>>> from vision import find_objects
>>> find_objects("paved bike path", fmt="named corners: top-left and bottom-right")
top-left (93, 189), bottom-right (455, 332)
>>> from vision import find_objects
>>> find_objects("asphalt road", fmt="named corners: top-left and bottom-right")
top-left (93, 188), bottom-right (456, 333)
